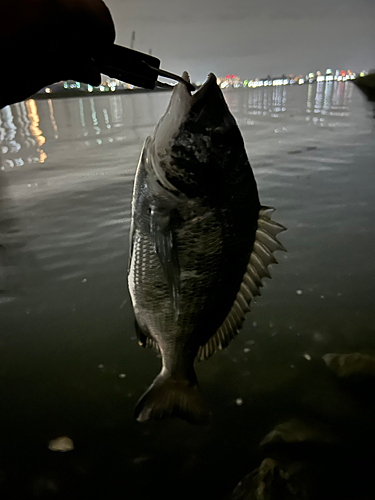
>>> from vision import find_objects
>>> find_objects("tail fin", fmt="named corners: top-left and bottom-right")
top-left (135, 370), bottom-right (208, 424)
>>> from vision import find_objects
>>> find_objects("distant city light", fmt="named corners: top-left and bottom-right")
top-left (209, 68), bottom-right (359, 95)
top-left (31, 65), bottom-right (362, 100)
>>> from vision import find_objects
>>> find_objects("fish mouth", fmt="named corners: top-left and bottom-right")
top-left (151, 71), bottom-right (226, 155)
top-left (179, 71), bottom-right (218, 103)
top-left (174, 71), bottom-right (230, 129)
top-left (174, 71), bottom-right (227, 120)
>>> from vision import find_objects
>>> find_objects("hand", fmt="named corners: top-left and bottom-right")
top-left (0, 0), bottom-right (116, 108)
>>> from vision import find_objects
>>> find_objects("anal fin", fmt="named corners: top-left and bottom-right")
top-left (135, 320), bottom-right (160, 352)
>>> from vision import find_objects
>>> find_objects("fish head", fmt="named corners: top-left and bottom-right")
top-left (150, 72), bottom-right (248, 197)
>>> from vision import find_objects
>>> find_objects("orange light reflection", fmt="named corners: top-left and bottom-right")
top-left (26, 99), bottom-right (47, 163)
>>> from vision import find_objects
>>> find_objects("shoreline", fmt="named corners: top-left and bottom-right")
top-left (31, 86), bottom-right (172, 100)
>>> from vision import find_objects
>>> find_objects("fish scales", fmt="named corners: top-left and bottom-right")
top-left (128, 72), bottom-right (285, 423)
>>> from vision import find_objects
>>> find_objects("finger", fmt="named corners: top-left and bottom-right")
top-left (41, 51), bottom-right (103, 87)
top-left (1, 52), bottom-right (103, 108)
top-left (55, 0), bottom-right (116, 49)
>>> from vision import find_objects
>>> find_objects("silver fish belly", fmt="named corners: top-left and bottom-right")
top-left (128, 72), bottom-right (286, 423)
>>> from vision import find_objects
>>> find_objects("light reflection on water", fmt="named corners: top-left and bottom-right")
top-left (0, 83), bottom-right (374, 499)
top-left (0, 92), bottom-right (167, 173)
top-left (0, 82), bottom-right (357, 172)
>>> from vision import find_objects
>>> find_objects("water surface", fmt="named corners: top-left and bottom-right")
top-left (0, 82), bottom-right (374, 498)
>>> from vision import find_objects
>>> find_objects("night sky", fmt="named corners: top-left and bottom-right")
top-left (105, 0), bottom-right (375, 82)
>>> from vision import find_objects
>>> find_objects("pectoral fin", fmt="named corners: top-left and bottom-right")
top-left (150, 207), bottom-right (181, 316)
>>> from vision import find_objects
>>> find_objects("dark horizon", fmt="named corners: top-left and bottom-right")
top-left (105, 0), bottom-right (375, 83)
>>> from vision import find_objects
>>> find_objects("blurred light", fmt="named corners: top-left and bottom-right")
top-left (26, 99), bottom-right (47, 163)
top-left (226, 74), bottom-right (230, 79)
top-left (231, 74), bottom-right (234, 79)
top-left (298, 78), bottom-right (305, 85)
top-left (45, 88), bottom-right (51, 93)
top-left (39, 151), bottom-right (47, 163)
top-left (47, 99), bottom-right (58, 137)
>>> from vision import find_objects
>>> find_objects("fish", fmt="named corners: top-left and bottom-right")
top-left (128, 72), bottom-right (286, 423)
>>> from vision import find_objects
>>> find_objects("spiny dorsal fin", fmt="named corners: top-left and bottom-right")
top-left (197, 207), bottom-right (286, 361)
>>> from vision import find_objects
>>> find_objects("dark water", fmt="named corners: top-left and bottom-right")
top-left (0, 82), bottom-right (374, 499)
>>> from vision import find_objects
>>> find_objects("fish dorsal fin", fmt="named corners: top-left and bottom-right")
top-left (197, 207), bottom-right (286, 361)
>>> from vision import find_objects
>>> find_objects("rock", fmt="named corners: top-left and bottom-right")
top-left (353, 73), bottom-right (375, 102)
top-left (260, 419), bottom-right (333, 448)
top-left (322, 352), bottom-right (375, 378)
top-left (48, 436), bottom-right (74, 452)
top-left (231, 458), bottom-right (308, 500)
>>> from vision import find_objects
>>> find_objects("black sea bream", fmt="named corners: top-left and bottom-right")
top-left (128, 72), bottom-right (285, 423)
